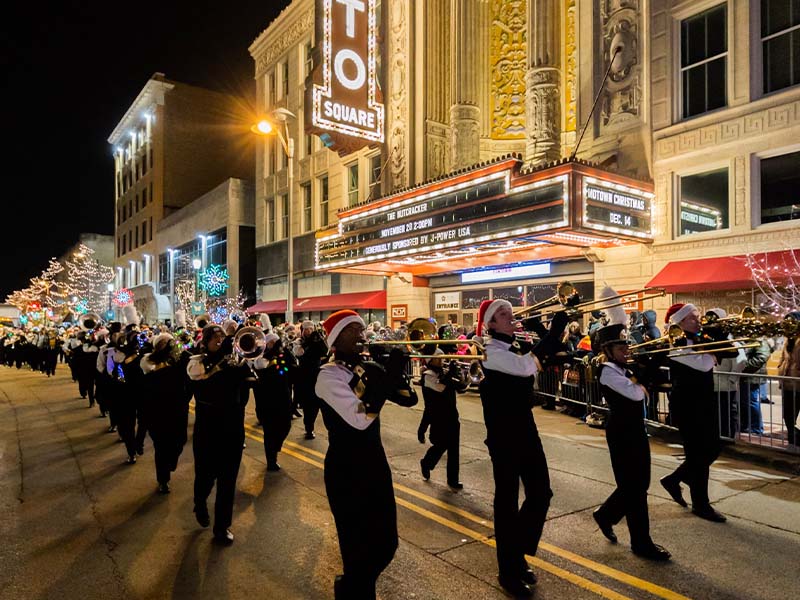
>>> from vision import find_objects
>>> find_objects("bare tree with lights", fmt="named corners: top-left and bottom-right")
top-left (746, 247), bottom-right (800, 317)
top-left (63, 244), bottom-right (114, 314)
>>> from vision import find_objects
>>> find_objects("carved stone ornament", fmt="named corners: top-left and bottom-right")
top-left (490, 0), bottom-right (527, 140)
top-left (388, 0), bottom-right (410, 190)
top-left (525, 67), bottom-right (561, 163)
top-left (564, 0), bottom-right (577, 134)
top-left (255, 8), bottom-right (314, 77)
top-left (599, 0), bottom-right (640, 130)
top-left (450, 104), bottom-right (481, 167)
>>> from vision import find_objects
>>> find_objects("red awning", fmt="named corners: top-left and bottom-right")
top-left (247, 299), bottom-right (287, 314)
top-left (248, 290), bottom-right (387, 314)
top-left (294, 290), bottom-right (387, 311)
top-left (646, 251), bottom-right (797, 292)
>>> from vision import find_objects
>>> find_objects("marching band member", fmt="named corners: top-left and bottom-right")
top-left (419, 348), bottom-right (468, 490)
top-left (75, 330), bottom-right (100, 407)
top-left (660, 303), bottom-right (734, 523)
top-left (106, 330), bottom-right (144, 464)
top-left (477, 298), bottom-right (551, 598)
top-left (140, 333), bottom-right (192, 494)
top-left (315, 310), bottom-right (417, 600)
top-left (295, 320), bottom-right (328, 439)
top-left (187, 324), bottom-right (251, 546)
top-left (592, 319), bottom-right (671, 561)
top-left (251, 331), bottom-right (296, 471)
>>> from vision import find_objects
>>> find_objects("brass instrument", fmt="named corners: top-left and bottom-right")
top-left (702, 307), bottom-right (800, 339)
top-left (79, 313), bottom-right (101, 331)
top-left (233, 326), bottom-right (267, 360)
top-left (514, 281), bottom-right (577, 317)
top-left (629, 322), bottom-right (760, 358)
top-left (363, 338), bottom-right (486, 360)
top-left (194, 313), bottom-right (211, 329)
top-left (518, 284), bottom-right (666, 321)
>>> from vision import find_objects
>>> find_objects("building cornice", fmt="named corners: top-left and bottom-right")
top-left (107, 74), bottom-right (174, 146)
top-left (249, 0), bottom-right (314, 76)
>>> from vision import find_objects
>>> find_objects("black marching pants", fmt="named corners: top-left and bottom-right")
top-left (193, 433), bottom-right (244, 534)
top-left (488, 431), bottom-right (552, 578)
top-left (668, 421), bottom-right (721, 508)
top-left (421, 421), bottom-right (460, 484)
top-left (596, 423), bottom-right (653, 548)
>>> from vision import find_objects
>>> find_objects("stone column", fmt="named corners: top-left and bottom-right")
top-left (525, 0), bottom-right (561, 165)
top-left (449, 0), bottom-right (482, 170)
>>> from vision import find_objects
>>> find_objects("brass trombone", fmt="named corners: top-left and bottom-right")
top-left (363, 338), bottom-right (485, 361)
top-left (513, 282), bottom-right (577, 317)
top-left (516, 283), bottom-right (666, 320)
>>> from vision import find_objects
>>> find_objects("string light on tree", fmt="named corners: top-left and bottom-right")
top-left (74, 299), bottom-right (90, 315)
top-left (113, 288), bottom-right (135, 307)
top-left (745, 247), bottom-right (799, 317)
top-left (199, 264), bottom-right (230, 297)
top-left (175, 280), bottom-right (196, 313)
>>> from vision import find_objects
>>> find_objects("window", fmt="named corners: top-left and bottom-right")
top-left (128, 230), bottom-right (132, 252)
top-left (149, 217), bottom-right (153, 241)
top-left (276, 137), bottom-right (285, 171)
top-left (305, 41), bottom-right (313, 78)
top-left (135, 227), bottom-right (139, 248)
top-left (760, 150), bottom-right (800, 224)
top-left (142, 221), bottom-right (147, 244)
top-left (135, 193), bottom-right (139, 212)
top-left (281, 60), bottom-right (289, 98)
top-left (267, 198), bottom-right (276, 242)
top-left (149, 183), bottom-right (153, 204)
top-left (305, 129), bottom-right (313, 157)
top-left (142, 187), bottom-right (147, 207)
top-left (122, 235), bottom-right (126, 255)
top-left (302, 183), bottom-right (312, 232)
top-left (122, 204), bottom-right (127, 222)
top-left (149, 147), bottom-right (153, 168)
top-left (268, 71), bottom-right (276, 106)
top-left (117, 237), bottom-right (121, 257)
top-left (347, 163), bottom-right (359, 206)
top-left (269, 137), bottom-right (277, 174)
top-left (762, 0), bottom-right (800, 94)
top-left (678, 167), bottom-right (729, 235)
top-left (141, 154), bottom-right (147, 176)
top-left (368, 154), bottom-right (382, 199)
top-left (320, 175), bottom-right (329, 227)
top-left (281, 194), bottom-right (289, 238)
top-left (680, 4), bottom-right (727, 118)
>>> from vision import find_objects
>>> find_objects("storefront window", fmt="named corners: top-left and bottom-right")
top-left (760, 151), bottom-right (800, 224)
top-left (492, 286), bottom-right (525, 307)
top-left (678, 168), bottom-right (729, 236)
top-left (462, 289), bottom-right (490, 309)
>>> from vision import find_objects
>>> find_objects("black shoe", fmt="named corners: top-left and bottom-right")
top-left (125, 455), bottom-right (136, 465)
top-left (136, 447), bottom-right (144, 456)
top-left (213, 529), bottom-right (234, 545)
top-left (417, 430), bottom-right (426, 444)
top-left (593, 509), bottom-right (618, 543)
top-left (520, 569), bottom-right (537, 586)
top-left (420, 460), bottom-right (430, 481)
top-left (267, 462), bottom-right (281, 472)
top-left (448, 481), bottom-right (464, 491)
top-left (304, 431), bottom-right (315, 440)
top-left (497, 574), bottom-right (533, 598)
top-left (107, 425), bottom-right (116, 433)
top-left (194, 505), bottom-right (210, 528)
top-left (632, 543), bottom-right (672, 561)
top-left (692, 506), bottom-right (727, 522)
top-left (292, 409), bottom-right (302, 418)
top-left (157, 482), bottom-right (170, 494)
top-left (660, 475), bottom-right (688, 507)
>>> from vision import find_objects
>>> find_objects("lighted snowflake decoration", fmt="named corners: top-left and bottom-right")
top-left (74, 299), bottom-right (89, 315)
top-left (209, 306), bottom-right (229, 324)
top-left (19, 315), bottom-right (28, 325)
top-left (113, 288), bottom-right (134, 307)
top-left (199, 264), bottom-right (229, 297)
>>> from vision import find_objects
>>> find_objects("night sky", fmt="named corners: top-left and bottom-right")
top-left (1, 1), bottom-right (291, 299)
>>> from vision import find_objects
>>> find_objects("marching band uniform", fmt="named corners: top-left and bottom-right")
top-left (420, 349), bottom-right (468, 489)
top-left (660, 303), bottom-right (732, 523)
top-left (141, 333), bottom-right (192, 494)
top-left (478, 299), bottom-right (550, 597)
top-left (592, 323), bottom-right (670, 561)
top-left (296, 321), bottom-right (328, 439)
top-left (315, 310), bottom-right (418, 600)
top-left (251, 334), bottom-right (296, 471)
top-left (75, 332), bottom-right (99, 407)
top-left (107, 331), bottom-right (143, 464)
top-left (187, 324), bottom-right (251, 545)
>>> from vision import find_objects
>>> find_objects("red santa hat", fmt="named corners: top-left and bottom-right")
top-left (477, 299), bottom-right (513, 337)
top-left (323, 309), bottom-right (365, 348)
top-left (665, 302), bottom-right (696, 325)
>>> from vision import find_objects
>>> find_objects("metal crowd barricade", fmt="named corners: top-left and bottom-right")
top-left (538, 359), bottom-right (800, 455)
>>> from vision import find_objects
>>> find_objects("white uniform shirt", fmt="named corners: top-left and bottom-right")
top-left (482, 336), bottom-right (538, 378)
top-left (315, 362), bottom-right (375, 431)
top-left (669, 338), bottom-right (715, 372)
top-left (599, 361), bottom-right (645, 401)
top-left (422, 369), bottom-right (446, 393)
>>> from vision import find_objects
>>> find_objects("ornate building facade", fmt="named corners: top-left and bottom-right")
top-left (250, 0), bottom-right (798, 325)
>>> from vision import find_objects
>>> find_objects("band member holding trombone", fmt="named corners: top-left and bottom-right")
top-left (592, 316), bottom-right (671, 561)
top-left (419, 348), bottom-right (469, 490)
top-left (315, 310), bottom-right (417, 600)
top-left (477, 298), bottom-right (551, 598)
top-left (660, 303), bottom-right (734, 523)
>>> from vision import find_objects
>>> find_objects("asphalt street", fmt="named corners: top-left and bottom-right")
top-left (1, 365), bottom-right (798, 600)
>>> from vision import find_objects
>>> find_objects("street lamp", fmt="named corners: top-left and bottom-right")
top-left (192, 258), bottom-right (202, 304)
top-left (168, 248), bottom-right (177, 324)
top-left (252, 108), bottom-right (296, 325)
top-left (106, 283), bottom-right (114, 320)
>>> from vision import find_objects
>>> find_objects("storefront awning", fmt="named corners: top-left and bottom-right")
top-left (248, 299), bottom-right (287, 314)
top-left (294, 290), bottom-right (386, 311)
top-left (646, 251), bottom-right (796, 292)
top-left (248, 290), bottom-right (387, 314)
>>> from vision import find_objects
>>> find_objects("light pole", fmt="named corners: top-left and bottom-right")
top-left (168, 248), bottom-right (177, 324)
top-left (106, 283), bottom-right (114, 321)
top-left (192, 258), bottom-right (202, 306)
top-left (252, 108), bottom-right (296, 325)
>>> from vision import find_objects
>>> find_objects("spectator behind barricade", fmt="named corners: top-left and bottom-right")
top-left (628, 311), bottom-right (645, 344)
top-left (588, 311), bottom-right (606, 335)
top-left (777, 311), bottom-right (800, 446)
top-left (739, 337), bottom-right (773, 435)
top-left (707, 308), bottom-right (746, 438)
top-left (564, 321), bottom-right (583, 354)
top-left (642, 309), bottom-right (661, 341)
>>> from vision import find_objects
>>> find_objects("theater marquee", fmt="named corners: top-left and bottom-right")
top-left (308, 0), bottom-right (384, 150)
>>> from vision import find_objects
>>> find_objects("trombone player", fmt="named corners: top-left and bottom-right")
top-left (659, 303), bottom-right (737, 523)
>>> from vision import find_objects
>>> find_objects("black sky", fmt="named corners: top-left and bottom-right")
top-left (1, 0), bottom-right (291, 299)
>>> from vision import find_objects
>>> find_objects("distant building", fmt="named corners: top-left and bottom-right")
top-left (107, 73), bottom-right (255, 322)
